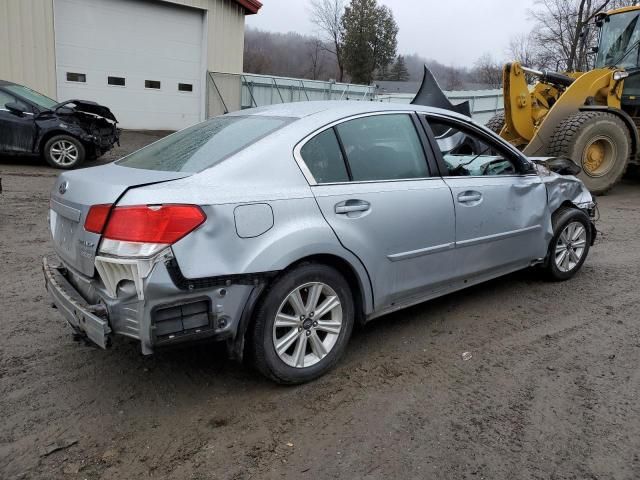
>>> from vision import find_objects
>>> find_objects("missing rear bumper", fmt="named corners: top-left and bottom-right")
top-left (42, 256), bottom-right (111, 349)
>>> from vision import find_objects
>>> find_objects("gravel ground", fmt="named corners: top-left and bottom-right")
top-left (1, 133), bottom-right (640, 479)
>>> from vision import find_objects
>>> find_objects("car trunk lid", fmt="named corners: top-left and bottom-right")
top-left (50, 163), bottom-right (191, 276)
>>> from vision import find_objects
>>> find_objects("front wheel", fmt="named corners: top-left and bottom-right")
top-left (250, 263), bottom-right (354, 384)
top-left (542, 207), bottom-right (592, 281)
top-left (43, 135), bottom-right (86, 169)
top-left (547, 112), bottom-right (630, 195)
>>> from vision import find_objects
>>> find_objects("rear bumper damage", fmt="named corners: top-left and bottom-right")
top-left (43, 253), bottom-right (256, 355)
top-left (43, 256), bottom-right (111, 349)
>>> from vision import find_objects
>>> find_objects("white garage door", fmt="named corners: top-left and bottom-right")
top-left (54, 0), bottom-right (205, 130)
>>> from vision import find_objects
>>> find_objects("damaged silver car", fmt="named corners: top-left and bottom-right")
top-left (43, 102), bottom-right (597, 384)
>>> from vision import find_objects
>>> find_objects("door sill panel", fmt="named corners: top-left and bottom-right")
top-left (366, 260), bottom-right (532, 322)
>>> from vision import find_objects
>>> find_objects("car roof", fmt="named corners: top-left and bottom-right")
top-left (0, 80), bottom-right (17, 87)
top-left (230, 100), bottom-right (471, 122)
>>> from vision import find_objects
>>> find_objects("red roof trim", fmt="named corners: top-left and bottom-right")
top-left (235, 0), bottom-right (262, 14)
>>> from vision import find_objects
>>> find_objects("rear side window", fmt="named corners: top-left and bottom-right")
top-left (117, 116), bottom-right (292, 173)
top-left (300, 129), bottom-right (349, 183)
top-left (335, 114), bottom-right (429, 181)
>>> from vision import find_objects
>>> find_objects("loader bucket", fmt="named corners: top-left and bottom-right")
top-left (411, 65), bottom-right (471, 117)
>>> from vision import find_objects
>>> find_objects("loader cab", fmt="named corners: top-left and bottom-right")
top-left (595, 7), bottom-right (640, 110)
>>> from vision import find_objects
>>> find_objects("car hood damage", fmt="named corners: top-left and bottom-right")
top-left (35, 99), bottom-right (121, 156)
top-left (53, 100), bottom-right (118, 123)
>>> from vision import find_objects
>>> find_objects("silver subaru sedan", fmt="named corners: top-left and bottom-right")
top-left (43, 101), bottom-right (596, 384)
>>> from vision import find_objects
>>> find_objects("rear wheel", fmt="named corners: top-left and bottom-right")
top-left (485, 113), bottom-right (506, 135)
top-left (548, 112), bottom-right (630, 195)
top-left (44, 135), bottom-right (86, 169)
top-left (542, 207), bottom-right (591, 281)
top-left (250, 263), bottom-right (354, 384)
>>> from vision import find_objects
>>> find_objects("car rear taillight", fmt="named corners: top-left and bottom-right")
top-left (85, 204), bottom-right (113, 234)
top-left (102, 204), bottom-right (206, 244)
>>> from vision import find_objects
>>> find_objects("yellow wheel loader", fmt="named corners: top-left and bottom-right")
top-left (485, 5), bottom-right (640, 194)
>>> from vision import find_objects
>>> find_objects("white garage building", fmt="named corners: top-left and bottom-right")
top-left (0, 0), bottom-right (261, 130)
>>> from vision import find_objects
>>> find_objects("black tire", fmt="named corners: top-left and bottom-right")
top-left (542, 207), bottom-right (592, 281)
top-left (43, 135), bottom-right (86, 169)
top-left (485, 113), bottom-right (506, 135)
top-left (250, 263), bottom-right (354, 384)
top-left (547, 112), bottom-right (630, 195)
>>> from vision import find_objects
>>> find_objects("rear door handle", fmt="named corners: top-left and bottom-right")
top-left (457, 191), bottom-right (482, 203)
top-left (335, 200), bottom-right (370, 214)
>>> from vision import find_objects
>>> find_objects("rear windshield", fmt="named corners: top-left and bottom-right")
top-left (117, 115), bottom-right (292, 172)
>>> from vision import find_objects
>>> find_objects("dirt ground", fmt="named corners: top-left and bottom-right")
top-left (2, 132), bottom-right (640, 479)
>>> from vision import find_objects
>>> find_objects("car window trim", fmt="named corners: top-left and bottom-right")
top-left (418, 112), bottom-right (536, 178)
top-left (293, 110), bottom-right (438, 186)
top-left (332, 126), bottom-right (354, 181)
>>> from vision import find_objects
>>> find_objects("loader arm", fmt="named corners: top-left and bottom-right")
top-left (523, 68), bottom-right (623, 156)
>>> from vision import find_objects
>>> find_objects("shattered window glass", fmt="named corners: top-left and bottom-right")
top-left (117, 116), bottom-right (293, 173)
top-left (427, 118), bottom-right (518, 177)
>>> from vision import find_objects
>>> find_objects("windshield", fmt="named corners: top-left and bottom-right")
top-left (117, 115), bottom-right (292, 173)
top-left (4, 84), bottom-right (58, 110)
top-left (596, 11), bottom-right (640, 68)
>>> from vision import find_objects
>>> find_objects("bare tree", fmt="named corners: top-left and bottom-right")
top-left (307, 37), bottom-right (325, 80)
top-left (473, 53), bottom-right (503, 89)
top-left (444, 67), bottom-right (464, 91)
top-left (507, 33), bottom-right (543, 68)
top-left (529, 0), bottom-right (638, 72)
top-left (310, 0), bottom-right (346, 81)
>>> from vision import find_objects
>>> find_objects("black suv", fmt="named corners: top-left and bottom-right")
top-left (0, 80), bottom-right (119, 169)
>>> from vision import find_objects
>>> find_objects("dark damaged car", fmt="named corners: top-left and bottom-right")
top-left (0, 80), bottom-right (119, 169)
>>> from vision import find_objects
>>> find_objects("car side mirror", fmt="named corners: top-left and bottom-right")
top-left (545, 157), bottom-right (582, 176)
top-left (5, 102), bottom-right (27, 115)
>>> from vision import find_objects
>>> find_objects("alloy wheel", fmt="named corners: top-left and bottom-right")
top-left (50, 140), bottom-right (79, 166)
top-left (555, 221), bottom-right (587, 273)
top-left (272, 282), bottom-right (343, 368)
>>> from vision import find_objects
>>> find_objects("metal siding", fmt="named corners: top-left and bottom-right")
top-left (158, 0), bottom-right (245, 73)
top-left (0, 0), bottom-right (57, 98)
top-left (207, 0), bottom-right (245, 73)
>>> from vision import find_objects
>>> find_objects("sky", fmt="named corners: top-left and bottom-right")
top-left (247, 0), bottom-right (536, 67)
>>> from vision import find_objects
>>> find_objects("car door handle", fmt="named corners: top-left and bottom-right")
top-left (457, 191), bottom-right (482, 203)
top-left (335, 200), bottom-right (370, 214)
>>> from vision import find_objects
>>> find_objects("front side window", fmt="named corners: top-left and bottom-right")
top-left (0, 91), bottom-right (16, 109)
top-left (4, 84), bottom-right (57, 110)
top-left (300, 128), bottom-right (349, 183)
top-left (335, 114), bottom-right (429, 182)
top-left (596, 11), bottom-right (640, 68)
top-left (117, 115), bottom-right (292, 173)
top-left (426, 118), bottom-right (519, 177)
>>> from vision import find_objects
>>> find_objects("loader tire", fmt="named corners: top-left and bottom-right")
top-left (547, 111), bottom-right (631, 195)
top-left (485, 113), bottom-right (506, 135)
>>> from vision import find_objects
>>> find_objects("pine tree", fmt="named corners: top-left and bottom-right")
top-left (389, 55), bottom-right (409, 81)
